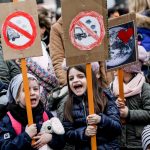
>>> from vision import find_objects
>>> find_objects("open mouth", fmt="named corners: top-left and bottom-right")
top-left (30, 98), bottom-right (37, 103)
top-left (73, 84), bottom-right (83, 92)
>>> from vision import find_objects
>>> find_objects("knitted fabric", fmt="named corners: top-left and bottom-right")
top-left (26, 58), bottom-right (59, 110)
top-left (142, 125), bottom-right (150, 150)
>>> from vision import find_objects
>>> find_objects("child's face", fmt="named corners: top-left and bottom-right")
top-left (68, 68), bottom-right (87, 96)
top-left (17, 79), bottom-right (40, 109)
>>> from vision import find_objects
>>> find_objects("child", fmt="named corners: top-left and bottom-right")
top-left (63, 65), bottom-right (122, 150)
top-left (111, 46), bottom-right (150, 149)
top-left (0, 73), bottom-right (65, 150)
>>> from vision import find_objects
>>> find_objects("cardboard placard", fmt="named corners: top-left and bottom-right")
top-left (106, 13), bottom-right (138, 71)
top-left (0, 0), bottom-right (42, 60)
top-left (62, 0), bottom-right (108, 66)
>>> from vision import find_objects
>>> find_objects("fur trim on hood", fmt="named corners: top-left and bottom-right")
top-left (136, 10), bottom-right (150, 29)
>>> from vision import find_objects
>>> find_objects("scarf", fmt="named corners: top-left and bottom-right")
top-left (7, 101), bottom-right (44, 127)
top-left (112, 73), bottom-right (145, 97)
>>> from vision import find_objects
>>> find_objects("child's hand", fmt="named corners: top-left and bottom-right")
top-left (32, 133), bottom-right (52, 149)
top-left (87, 114), bottom-right (101, 125)
top-left (85, 125), bottom-right (97, 137)
top-left (119, 106), bottom-right (129, 118)
top-left (116, 97), bottom-right (126, 108)
top-left (25, 124), bottom-right (37, 138)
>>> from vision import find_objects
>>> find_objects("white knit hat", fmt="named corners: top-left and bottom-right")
top-left (142, 125), bottom-right (150, 150)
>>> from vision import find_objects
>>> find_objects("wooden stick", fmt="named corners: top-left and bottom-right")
top-left (117, 68), bottom-right (126, 124)
top-left (86, 63), bottom-right (97, 150)
top-left (118, 68), bottom-right (124, 100)
top-left (21, 59), bottom-right (35, 144)
top-left (21, 58), bottom-right (34, 125)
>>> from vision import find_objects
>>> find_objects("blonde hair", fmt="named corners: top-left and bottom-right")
top-left (128, 0), bottom-right (149, 13)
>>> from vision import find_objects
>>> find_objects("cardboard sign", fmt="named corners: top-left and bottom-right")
top-left (0, 0), bottom-right (42, 60)
top-left (62, 0), bottom-right (108, 66)
top-left (106, 13), bottom-right (138, 71)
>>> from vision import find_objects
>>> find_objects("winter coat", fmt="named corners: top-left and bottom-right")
top-left (0, 45), bottom-right (20, 87)
top-left (0, 110), bottom-right (65, 150)
top-left (0, 45), bottom-right (20, 119)
top-left (119, 83), bottom-right (150, 149)
top-left (63, 89), bottom-right (122, 150)
top-left (50, 17), bottom-right (67, 86)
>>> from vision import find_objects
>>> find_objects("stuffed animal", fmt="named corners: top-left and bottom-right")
top-left (39, 117), bottom-right (65, 150)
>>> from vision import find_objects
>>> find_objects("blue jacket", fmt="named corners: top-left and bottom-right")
top-left (0, 111), bottom-right (65, 150)
top-left (63, 89), bottom-right (122, 150)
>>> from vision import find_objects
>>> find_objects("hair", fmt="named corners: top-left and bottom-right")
top-left (38, 14), bottom-right (51, 32)
top-left (64, 65), bottom-right (107, 122)
top-left (108, 6), bottom-right (128, 18)
top-left (128, 0), bottom-right (150, 13)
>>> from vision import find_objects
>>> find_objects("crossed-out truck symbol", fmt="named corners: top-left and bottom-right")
top-left (74, 27), bottom-right (87, 41)
top-left (7, 28), bottom-right (20, 41)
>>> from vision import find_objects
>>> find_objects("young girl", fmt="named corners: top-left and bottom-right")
top-left (0, 73), bottom-right (65, 150)
top-left (111, 46), bottom-right (150, 149)
top-left (63, 65), bottom-right (122, 150)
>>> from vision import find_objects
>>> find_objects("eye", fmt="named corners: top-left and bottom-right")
top-left (69, 76), bottom-right (74, 81)
top-left (78, 74), bottom-right (85, 79)
top-left (47, 126), bottom-right (51, 130)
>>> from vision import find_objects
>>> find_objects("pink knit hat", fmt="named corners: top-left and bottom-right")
top-left (123, 45), bottom-right (149, 73)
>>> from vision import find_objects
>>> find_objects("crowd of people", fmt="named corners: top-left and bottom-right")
top-left (0, 0), bottom-right (149, 149)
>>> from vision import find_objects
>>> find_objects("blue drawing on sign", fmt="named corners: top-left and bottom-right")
top-left (7, 28), bottom-right (20, 41)
top-left (91, 25), bottom-right (96, 29)
top-left (74, 27), bottom-right (87, 40)
top-left (85, 20), bottom-right (97, 36)
top-left (86, 19), bottom-right (92, 24)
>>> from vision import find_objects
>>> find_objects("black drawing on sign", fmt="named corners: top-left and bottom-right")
top-left (7, 28), bottom-right (20, 41)
top-left (74, 27), bottom-right (87, 41)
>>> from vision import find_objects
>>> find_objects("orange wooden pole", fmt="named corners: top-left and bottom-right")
top-left (86, 63), bottom-right (97, 150)
top-left (21, 59), bottom-right (35, 144)
top-left (117, 68), bottom-right (126, 124)
top-left (21, 58), bottom-right (34, 125)
top-left (118, 68), bottom-right (124, 100)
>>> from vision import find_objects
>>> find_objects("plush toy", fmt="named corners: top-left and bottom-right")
top-left (39, 117), bottom-right (65, 150)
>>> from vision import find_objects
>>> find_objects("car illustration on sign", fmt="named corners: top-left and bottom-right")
top-left (74, 27), bottom-right (87, 41)
top-left (7, 28), bottom-right (20, 41)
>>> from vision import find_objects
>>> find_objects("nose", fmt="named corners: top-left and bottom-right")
top-left (30, 88), bottom-right (35, 95)
top-left (73, 76), bottom-right (79, 82)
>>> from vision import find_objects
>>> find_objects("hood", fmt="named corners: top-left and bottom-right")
top-left (136, 10), bottom-right (150, 29)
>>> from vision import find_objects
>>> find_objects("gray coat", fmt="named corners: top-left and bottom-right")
top-left (0, 45), bottom-right (20, 118)
top-left (0, 46), bottom-right (20, 86)
top-left (120, 83), bottom-right (150, 149)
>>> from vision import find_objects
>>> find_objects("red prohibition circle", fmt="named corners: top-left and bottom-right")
top-left (69, 11), bottom-right (105, 50)
top-left (2, 11), bottom-right (37, 50)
